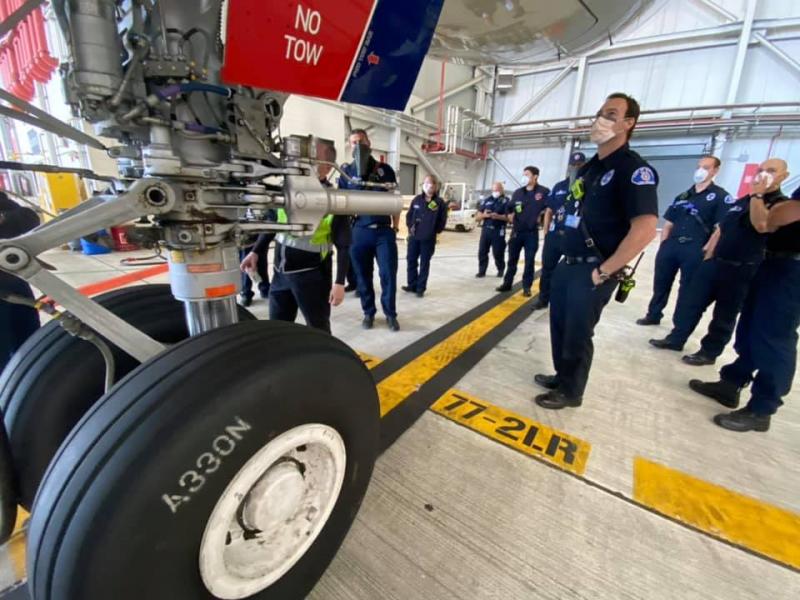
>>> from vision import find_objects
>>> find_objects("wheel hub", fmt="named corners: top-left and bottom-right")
top-left (199, 424), bottom-right (346, 600)
top-left (241, 460), bottom-right (305, 533)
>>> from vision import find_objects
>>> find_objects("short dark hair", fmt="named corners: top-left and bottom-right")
top-left (701, 155), bottom-right (721, 169)
top-left (606, 92), bottom-right (640, 140)
top-left (349, 128), bottom-right (370, 142)
top-left (523, 166), bottom-right (539, 176)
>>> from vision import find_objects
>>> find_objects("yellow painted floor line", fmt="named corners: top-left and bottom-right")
top-left (356, 352), bottom-right (383, 369)
top-left (431, 389), bottom-right (591, 476)
top-left (634, 457), bottom-right (800, 569)
top-left (377, 283), bottom-right (536, 417)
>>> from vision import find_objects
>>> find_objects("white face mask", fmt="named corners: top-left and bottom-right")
top-left (423, 183), bottom-right (435, 196)
top-left (590, 116), bottom-right (617, 145)
top-left (755, 171), bottom-right (774, 189)
top-left (492, 191), bottom-right (502, 198)
top-left (693, 168), bottom-right (709, 185)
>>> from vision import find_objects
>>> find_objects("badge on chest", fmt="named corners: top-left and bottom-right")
top-left (565, 214), bottom-right (582, 229)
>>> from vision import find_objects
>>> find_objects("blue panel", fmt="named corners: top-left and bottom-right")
top-left (340, 0), bottom-right (445, 111)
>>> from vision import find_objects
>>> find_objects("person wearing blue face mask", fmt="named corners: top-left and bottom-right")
top-left (637, 156), bottom-right (731, 327)
top-left (475, 182), bottom-right (510, 278)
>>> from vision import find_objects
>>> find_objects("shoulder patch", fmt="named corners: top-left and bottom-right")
top-left (706, 193), bottom-right (716, 202)
top-left (724, 195), bottom-right (735, 204)
top-left (631, 167), bottom-right (656, 186)
top-left (600, 170), bottom-right (615, 186)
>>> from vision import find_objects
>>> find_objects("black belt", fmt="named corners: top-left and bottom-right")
top-left (715, 257), bottom-right (758, 267)
top-left (766, 251), bottom-right (800, 261)
top-left (563, 256), bottom-right (601, 265)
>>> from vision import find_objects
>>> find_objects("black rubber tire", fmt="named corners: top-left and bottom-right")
top-left (28, 320), bottom-right (379, 600)
top-left (0, 284), bottom-right (255, 509)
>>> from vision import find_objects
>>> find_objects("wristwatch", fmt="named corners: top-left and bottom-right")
top-left (753, 193), bottom-right (764, 200)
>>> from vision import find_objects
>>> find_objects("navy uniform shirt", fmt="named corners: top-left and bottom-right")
top-left (510, 183), bottom-right (550, 233)
top-left (406, 194), bottom-right (448, 241)
top-left (766, 192), bottom-right (798, 254)
top-left (546, 178), bottom-right (570, 234)
top-left (714, 190), bottom-right (787, 263)
top-left (561, 144), bottom-right (659, 258)
top-left (477, 194), bottom-right (509, 232)
top-left (664, 183), bottom-right (731, 241)
top-left (338, 156), bottom-right (397, 228)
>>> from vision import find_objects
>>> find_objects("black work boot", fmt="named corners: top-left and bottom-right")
top-left (362, 315), bottom-right (374, 330)
top-left (713, 409), bottom-right (770, 432)
top-left (522, 288), bottom-right (532, 297)
top-left (682, 351), bottom-right (716, 366)
top-left (531, 299), bottom-right (548, 311)
top-left (636, 316), bottom-right (661, 326)
top-left (534, 390), bottom-right (582, 410)
top-left (387, 317), bottom-right (400, 332)
top-left (649, 337), bottom-right (683, 351)
top-left (475, 272), bottom-right (486, 278)
top-left (689, 379), bottom-right (741, 409)
top-left (495, 283), bottom-right (512, 292)
top-left (534, 374), bottom-right (559, 390)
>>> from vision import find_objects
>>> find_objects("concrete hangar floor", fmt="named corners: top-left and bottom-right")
top-left (1, 228), bottom-right (798, 599)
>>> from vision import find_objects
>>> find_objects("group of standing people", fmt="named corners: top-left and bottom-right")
top-left (241, 128), bottom-right (448, 335)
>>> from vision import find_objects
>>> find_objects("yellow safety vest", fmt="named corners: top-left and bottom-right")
top-left (276, 209), bottom-right (334, 259)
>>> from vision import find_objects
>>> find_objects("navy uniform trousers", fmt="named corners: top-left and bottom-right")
top-left (504, 231), bottom-right (538, 290)
top-left (350, 226), bottom-right (398, 318)
top-left (406, 237), bottom-right (436, 293)
top-left (720, 258), bottom-right (800, 415)
top-left (646, 239), bottom-right (704, 321)
top-left (666, 258), bottom-right (758, 357)
top-left (538, 232), bottom-right (563, 305)
top-left (549, 262), bottom-right (617, 398)
top-left (477, 227), bottom-right (506, 275)
top-left (269, 259), bottom-right (333, 333)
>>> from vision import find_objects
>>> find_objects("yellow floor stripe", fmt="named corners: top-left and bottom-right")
top-left (8, 509), bottom-right (28, 583)
top-left (377, 283), bottom-right (536, 417)
top-left (633, 457), bottom-right (800, 569)
top-left (432, 389), bottom-right (591, 475)
top-left (357, 352), bottom-right (383, 369)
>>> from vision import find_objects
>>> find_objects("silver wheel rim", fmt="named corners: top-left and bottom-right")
top-left (199, 424), bottom-right (346, 599)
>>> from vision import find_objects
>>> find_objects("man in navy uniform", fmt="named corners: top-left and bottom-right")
top-left (637, 156), bottom-right (731, 326)
top-left (339, 129), bottom-right (400, 331)
top-left (403, 174), bottom-right (448, 297)
top-left (475, 182), bottom-right (509, 278)
top-left (534, 93), bottom-right (659, 409)
top-left (240, 164), bottom-right (350, 334)
top-left (648, 160), bottom-right (782, 365)
top-left (689, 160), bottom-right (796, 433)
top-left (496, 166), bottom-right (550, 297)
top-left (533, 152), bottom-right (586, 310)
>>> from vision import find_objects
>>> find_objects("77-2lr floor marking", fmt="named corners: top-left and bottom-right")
top-left (431, 389), bottom-right (591, 476)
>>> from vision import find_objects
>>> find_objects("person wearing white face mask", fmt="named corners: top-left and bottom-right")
top-left (650, 158), bottom-right (789, 368)
top-left (534, 92), bottom-right (659, 410)
top-left (475, 181), bottom-right (510, 278)
top-left (403, 175), bottom-right (448, 297)
top-left (689, 159), bottom-right (798, 433)
top-left (637, 156), bottom-right (731, 327)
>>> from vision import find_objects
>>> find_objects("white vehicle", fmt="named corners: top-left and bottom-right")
top-left (443, 183), bottom-right (477, 232)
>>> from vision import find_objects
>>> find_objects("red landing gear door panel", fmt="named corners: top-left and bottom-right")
top-left (221, 0), bottom-right (445, 111)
